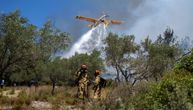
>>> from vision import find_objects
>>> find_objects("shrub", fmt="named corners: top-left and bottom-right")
top-left (12, 104), bottom-right (23, 110)
top-left (90, 84), bottom-right (132, 110)
top-left (132, 74), bottom-right (193, 110)
top-left (32, 88), bottom-right (51, 101)
top-left (17, 90), bottom-right (32, 106)
top-left (174, 50), bottom-right (193, 74)
top-left (105, 79), bottom-right (116, 87)
top-left (0, 96), bottom-right (10, 105)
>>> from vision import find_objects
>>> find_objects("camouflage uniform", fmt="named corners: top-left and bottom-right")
top-left (93, 70), bottom-right (102, 99)
top-left (76, 66), bottom-right (89, 99)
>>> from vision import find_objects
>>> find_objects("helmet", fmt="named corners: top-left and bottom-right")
top-left (81, 64), bottom-right (87, 69)
top-left (95, 70), bottom-right (100, 76)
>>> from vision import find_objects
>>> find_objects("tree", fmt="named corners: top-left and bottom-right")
top-left (34, 20), bottom-right (70, 94)
top-left (104, 33), bottom-right (139, 82)
top-left (43, 50), bottom-right (104, 95)
top-left (67, 50), bottom-right (105, 80)
top-left (38, 21), bottom-right (70, 63)
top-left (133, 28), bottom-right (181, 82)
top-left (0, 11), bottom-right (37, 84)
top-left (0, 11), bottom-right (71, 86)
top-left (45, 58), bottom-right (65, 95)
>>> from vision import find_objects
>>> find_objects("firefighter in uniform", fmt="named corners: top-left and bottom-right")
top-left (76, 64), bottom-right (89, 100)
top-left (93, 70), bottom-right (102, 99)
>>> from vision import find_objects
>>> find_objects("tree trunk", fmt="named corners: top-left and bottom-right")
top-left (51, 81), bottom-right (55, 95)
top-left (115, 65), bottom-right (120, 82)
top-left (132, 79), bottom-right (137, 86)
top-left (117, 64), bottom-right (129, 82)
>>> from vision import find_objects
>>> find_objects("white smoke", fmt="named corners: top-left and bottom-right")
top-left (126, 0), bottom-right (193, 42)
top-left (63, 24), bottom-right (108, 58)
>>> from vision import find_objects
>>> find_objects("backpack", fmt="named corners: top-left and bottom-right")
top-left (99, 77), bottom-right (107, 88)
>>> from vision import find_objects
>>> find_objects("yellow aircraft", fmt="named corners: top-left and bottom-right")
top-left (75, 14), bottom-right (122, 28)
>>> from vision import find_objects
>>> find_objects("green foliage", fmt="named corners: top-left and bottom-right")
top-left (104, 33), bottom-right (139, 82)
top-left (175, 49), bottom-right (193, 73)
top-left (131, 73), bottom-right (193, 110)
top-left (0, 11), bottom-right (70, 84)
top-left (67, 50), bottom-right (104, 80)
top-left (147, 43), bottom-right (179, 80)
top-left (17, 90), bottom-right (31, 106)
top-left (37, 49), bottom-right (104, 87)
top-left (104, 29), bottom-right (180, 83)
top-left (92, 69), bottom-right (193, 110)
top-left (0, 10), bottom-right (37, 82)
top-left (38, 21), bottom-right (70, 62)
top-left (1, 10), bottom-right (193, 110)
top-left (105, 33), bottom-right (139, 66)
top-left (137, 28), bottom-right (181, 81)
top-left (105, 79), bottom-right (115, 87)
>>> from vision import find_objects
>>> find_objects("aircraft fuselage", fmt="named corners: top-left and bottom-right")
top-left (75, 14), bottom-right (121, 28)
top-left (92, 15), bottom-right (109, 27)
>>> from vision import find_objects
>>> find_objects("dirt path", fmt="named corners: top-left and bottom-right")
top-left (1, 89), bottom-right (21, 98)
top-left (31, 101), bottom-right (52, 110)
top-left (31, 101), bottom-right (78, 110)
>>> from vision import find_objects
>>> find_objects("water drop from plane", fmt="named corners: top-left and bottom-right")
top-left (63, 24), bottom-right (108, 58)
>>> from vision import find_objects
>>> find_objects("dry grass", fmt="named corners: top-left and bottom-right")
top-left (0, 85), bottom-right (116, 110)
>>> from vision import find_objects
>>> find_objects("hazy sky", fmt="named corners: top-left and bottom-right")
top-left (0, 0), bottom-right (192, 42)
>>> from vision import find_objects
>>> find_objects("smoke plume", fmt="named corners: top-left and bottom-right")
top-left (55, 0), bottom-right (193, 43)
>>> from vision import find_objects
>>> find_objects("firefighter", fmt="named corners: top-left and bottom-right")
top-left (75, 64), bottom-right (89, 100)
top-left (93, 70), bottom-right (102, 99)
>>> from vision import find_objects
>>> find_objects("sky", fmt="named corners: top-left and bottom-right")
top-left (0, 0), bottom-right (193, 42)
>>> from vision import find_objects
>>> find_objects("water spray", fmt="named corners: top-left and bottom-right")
top-left (63, 24), bottom-right (108, 58)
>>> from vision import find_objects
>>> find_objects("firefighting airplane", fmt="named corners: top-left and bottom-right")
top-left (75, 14), bottom-right (122, 28)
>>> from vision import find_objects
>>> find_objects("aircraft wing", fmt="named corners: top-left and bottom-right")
top-left (110, 20), bottom-right (122, 24)
top-left (76, 16), bottom-right (97, 23)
